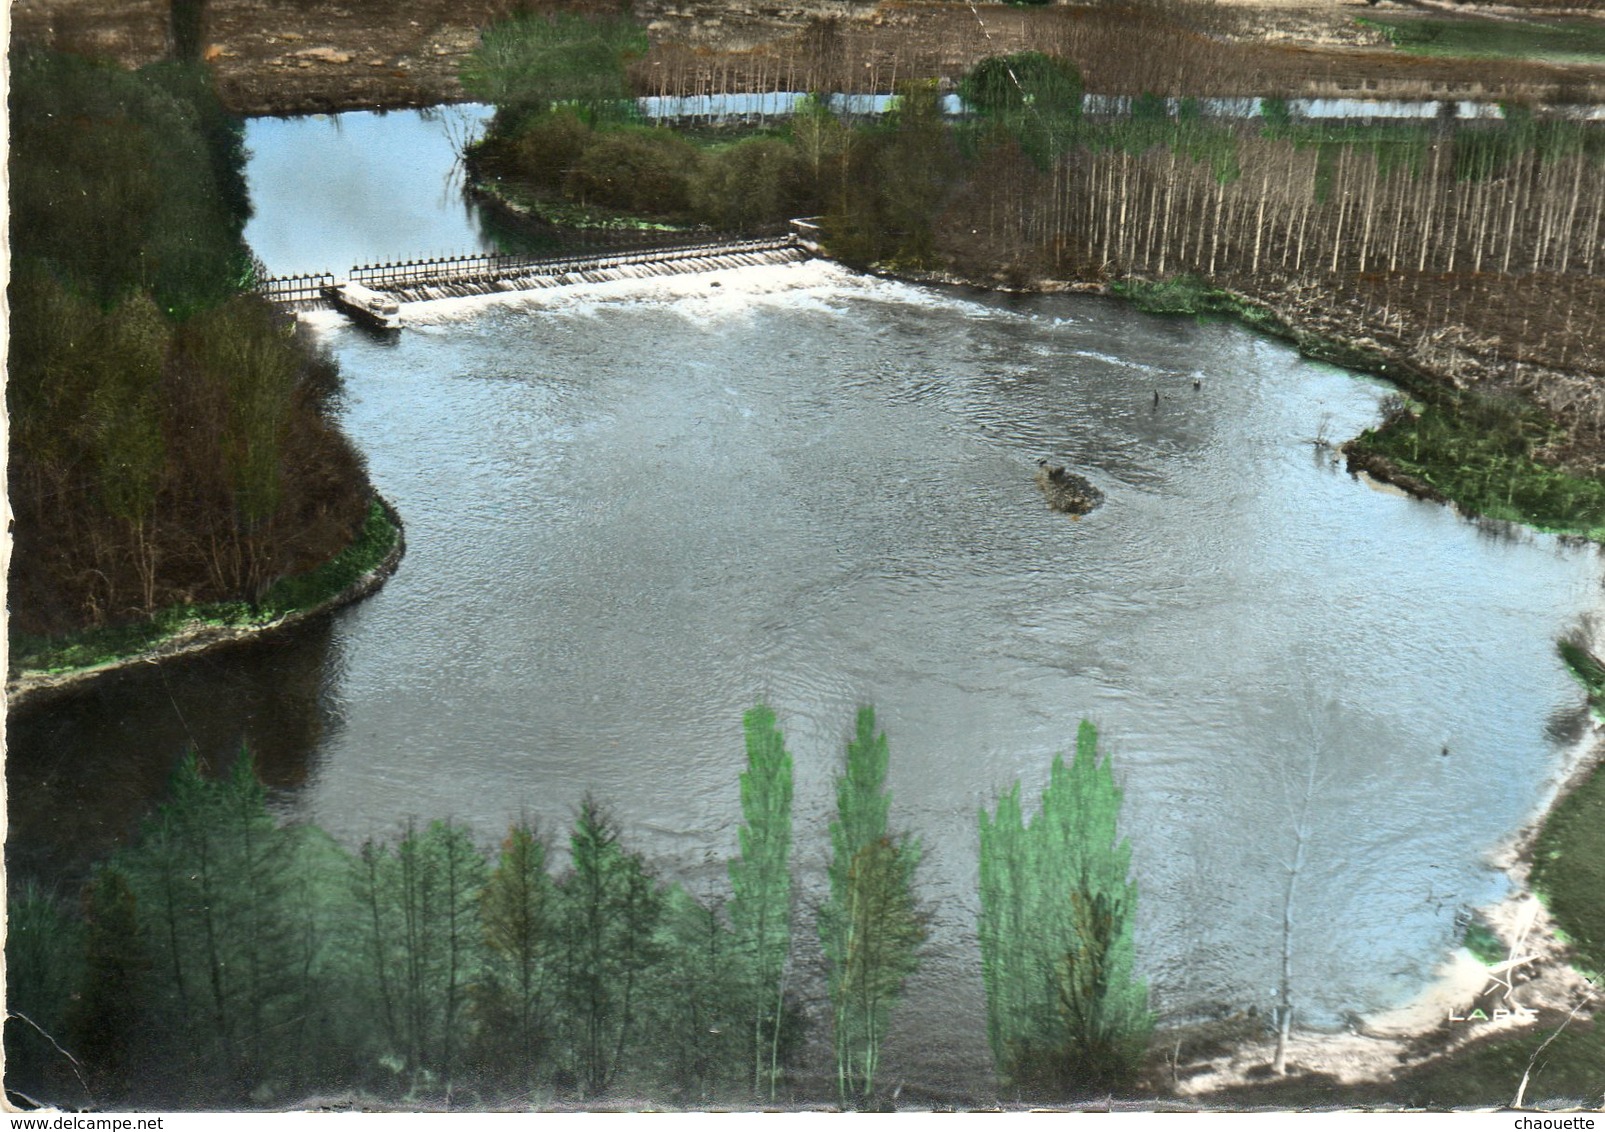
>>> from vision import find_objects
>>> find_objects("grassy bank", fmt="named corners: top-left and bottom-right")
top-left (1359, 15), bottom-right (1605, 65)
top-left (1346, 397), bottom-right (1605, 540)
top-left (1109, 275), bottom-right (1605, 541)
top-left (1110, 271), bottom-right (1605, 1109)
top-left (9, 498), bottom-right (401, 680)
top-left (1532, 762), bottom-right (1605, 982)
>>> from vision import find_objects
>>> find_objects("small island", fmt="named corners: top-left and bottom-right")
top-left (1035, 459), bottom-right (1105, 518)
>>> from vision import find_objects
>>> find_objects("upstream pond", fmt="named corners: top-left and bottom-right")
top-left (10, 106), bottom-right (1605, 1095)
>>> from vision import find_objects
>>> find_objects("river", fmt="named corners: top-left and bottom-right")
top-left (9, 105), bottom-right (1604, 1097)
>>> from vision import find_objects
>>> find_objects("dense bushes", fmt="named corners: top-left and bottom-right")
top-left (471, 109), bottom-right (813, 233)
top-left (1346, 392), bottom-right (1605, 538)
top-left (694, 137), bottom-right (814, 232)
top-left (7, 49), bottom-right (373, 647)
top-left (566, 126), bottom-right (703, 215)
top-left (460, 11), bottom-right (647, 127)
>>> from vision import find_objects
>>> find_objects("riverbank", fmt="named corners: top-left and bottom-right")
top-left (966, 268), bottom-right (1605, 542)
top-left (871, 256), bottom-right (1604, 1105)
top-left (5, 496), bottom-right (405, 713)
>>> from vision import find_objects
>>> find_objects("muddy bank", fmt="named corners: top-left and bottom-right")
top-left (5, 497), bottom-right (406, 714)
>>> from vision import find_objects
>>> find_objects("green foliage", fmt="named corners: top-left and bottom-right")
top-left (114, 751), bottom-right (319, 1101)
top-left (256, 499), bottom-right (400, 616)
top-left (1259, 97), bottom-right (1293, 133)
top-left (11, 499), bottom-right (399, 677)
top-left (564, 126), bottom-right (702, 217)
top-left (184, 298), bottom-right (300, 525)
top-left (961, 53), bottom-right (1083, 118)
top-left (1347, 393), bottom-right (1605, 539)
top-left (959, 53), bottom-right (1083, 170)
top-left (1531, 758), bottom-right (1605, 979)
top-left (788, 95), bottom-right (851, 204)
top-left (1110, 277), bottom-right (1291, 342)
top-left (9, 49), bottom-right (252, 315)
top-left (1460, 920), bottom-right (1507, 967)
top-left (693, 136), bottom-right (810, 231)
top-left (727, 703), bottom-right (796, 1098)
top-left (69, 868), bottom-right (150, 1101)
top-left (1131, 91), bottom-right (1168, 124)
top-left (502, 107), bottom-right (598, 192)
top-left (978, 721), bottom-right (1152, 1094)
top-left (821, 707), bottom-right (928, 1106)
top-left (552, 797), bottom-right (666, 1098)
top-left (1364, 14), bottom-right (1605, 63)
top-left (1558, 638), bottom-right (1605, 720)
top-left (355, 818), bottom-right (488, 1095)
top-left (824, 81), bottom-right (961, 268)
top-left (644, 885), bottom-right (745, 1103)
top-left (89, 294), bottom-right (169, 527)
top-left (473, 821), bottom-right (558, 1091)
top-left (7, 49), bottom-right (372, 645)
top-left (461, 12), bottom-right (647, 124)
top-left (1030, 95), bottom-right (1240, 185)
top-left (138, 60), bottom-right (255, 280)
top-left (5, 883), bottom-right (89, 1101)
top-left (7, 278), bottom-right (173, 537)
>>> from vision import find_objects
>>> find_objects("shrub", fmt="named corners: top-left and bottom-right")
top-left (564, 127), bottom-right (703, 217)
top-left (512, 107), bottom-right (596, 192)
top-left (692, 137), bottom-right (810, 231)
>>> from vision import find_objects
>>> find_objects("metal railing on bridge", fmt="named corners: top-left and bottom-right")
top-left (257, 272), bottom-right (336, 304)
top-left (347, 236), bottom-right (796, 291)
top-left (256, 231), bottom-right (808, 308)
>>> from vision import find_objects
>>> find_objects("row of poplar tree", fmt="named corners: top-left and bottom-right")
top-left (6, 708), bottom-right (1150, 1110)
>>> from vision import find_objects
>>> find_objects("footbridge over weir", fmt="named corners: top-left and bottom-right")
top-left (258, 228), bottom-right (822, 323)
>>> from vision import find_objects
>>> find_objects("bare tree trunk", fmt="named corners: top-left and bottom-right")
top-left (1273, 757), bottom-right (1318, 1076)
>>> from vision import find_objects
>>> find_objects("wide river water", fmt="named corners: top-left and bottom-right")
top-left (10, 107), bottom-right (1605, 1096)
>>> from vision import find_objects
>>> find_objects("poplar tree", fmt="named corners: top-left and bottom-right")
top-left (726, 703), bottom-right (795, 1099)
top-left (820, 707), bottom-right (928, 1107)
top-left (978, 720), bottom-right (1151, 1094)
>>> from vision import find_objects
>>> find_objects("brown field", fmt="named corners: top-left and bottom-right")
top-left (11, 0), bottom-right (1605, 115)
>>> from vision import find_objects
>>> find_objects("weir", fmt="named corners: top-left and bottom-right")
top-left (258, 233), bottom-right (815, 324)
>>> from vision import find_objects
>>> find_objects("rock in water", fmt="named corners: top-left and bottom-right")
top-left (1035, 459), bottom-right (1105, 518)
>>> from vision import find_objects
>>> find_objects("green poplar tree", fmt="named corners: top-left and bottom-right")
top-left (726, 702), bottom-right (794, 1099)
top-left (978, 720), bottom-right (1151, 1094)
top-left (820, 707), bottom-right (927, 1107)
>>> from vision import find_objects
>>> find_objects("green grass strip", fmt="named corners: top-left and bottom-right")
top-left (1347, 397), bottom-right (1605, 540)
top-left (1360, 15), bottom-right (1605, 65)
top-left (10, 498), bottom-right (400, 678)
top-left (1114, 275), bottom-right (1605, 541)
top-left (1531, 759), bottom-right (1605, 981)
